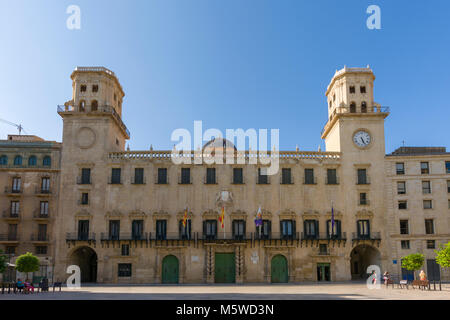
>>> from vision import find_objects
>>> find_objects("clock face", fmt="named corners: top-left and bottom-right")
top-left (353, 130), bottom-right (371, 148)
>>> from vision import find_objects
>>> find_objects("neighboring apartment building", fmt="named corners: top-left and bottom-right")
top-left (0, 135), bottom-right (61, 282)
top-left (1, 66), bottom-right (448, 284)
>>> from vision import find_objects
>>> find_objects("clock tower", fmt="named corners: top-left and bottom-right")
top-left (321, 66), bottom-right (390, 277)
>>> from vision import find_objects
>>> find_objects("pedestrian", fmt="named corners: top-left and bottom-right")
top-left (419, 270), bottom-right (427, 281)
top-left (383, 271), bottom-right (390, 286)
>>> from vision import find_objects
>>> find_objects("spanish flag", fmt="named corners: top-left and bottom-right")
top-left (183, 207), bottom-right (188, 227)
top-left (219, 206), bottom-right (225, 229)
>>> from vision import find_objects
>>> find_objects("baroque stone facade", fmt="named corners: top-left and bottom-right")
top-left (1, 66), bottom-right (449, 283)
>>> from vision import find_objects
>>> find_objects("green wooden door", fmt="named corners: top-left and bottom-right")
top-left (215, 253), bottom-right (235, 283)
top-left (162, 255), bottom-right (179, 284)
top-left (271, 255), bottom-right (288, 283)
top-left (317, 263), bottom-right (331, 281)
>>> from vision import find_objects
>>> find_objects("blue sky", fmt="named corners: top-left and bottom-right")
top-left (0, 0), bottom-right (449, 153)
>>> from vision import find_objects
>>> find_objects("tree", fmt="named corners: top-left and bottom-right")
top-left (435, 242), bottom-right (450, 268)
top-left (15, 252), bottom-right (40, 281)
top-left (0, 250), bottom-right (7, 274)
top-left (402, 253), bottom-right (425, 280)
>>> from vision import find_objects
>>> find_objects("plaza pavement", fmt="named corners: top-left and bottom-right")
top-left (1, 282), bottom-right (450, 300)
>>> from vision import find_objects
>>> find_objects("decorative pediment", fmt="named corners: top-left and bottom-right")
top-left (176, 210), bottom-right (194, 220)
top-left (105, 209), bottom-right (122, 218)
top-left (75, 209), bottom-right (92, 218)
top-left (356, 209), bottom-right (374, 219)
top-left (202, 209), bottom-right (219, 219)
top-left (129, 210), bottom-right (147, 219)
top-left (279, 209), bottom-right (297, 220)
top-left (152, 210), bottom-right (170, 221)
top-left (230, 210), bottom-right (247, 220)
top-left (325, 209), bottom-right (343, 219)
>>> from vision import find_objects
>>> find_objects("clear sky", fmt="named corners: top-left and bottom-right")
top-left (0, 0), bottom-right (449, 153)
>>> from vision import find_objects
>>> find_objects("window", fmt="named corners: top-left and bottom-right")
top-left (121, 244), bottom-right (130, 256)
top-left (397, 181), bottom-right (406, 194)
top-left (349, 86), bottom-right (355, 94)
top-left (157, 168), bottom-right (168, 184)
top-left (156, 220), bottom-right (167, 240)
top-left (350, 102), bottom-right (356, 113)
top-left (36, 246), bottom-right (47, 255)
top-left (446, 161), bottom-right (450, 174)
top-left (28, 156), bottom-right (37, 166)
top-left (110, 168), bottom-right (121, 184)
top-left (40, 201), bottom-right (49, 215)
top-left (233, 168), bottom-right (243, 184)
top-left (357, 220), bottom-right (370, 238)
top-left (79, 100), bottom-right (86, 111)
top-left (5, 246), bottom-right (15, 255)
top-left (258, 168), bottom-right (268, 184)
top-left (425, 219), bottom-right (434, 234)
top-left (80, 85), bottom-right (87, 92)
top-left (326, 220), bottom-right (341, 239)
top-left (206, 168), bottom-right (216, 184)
top-left (132, 220), bottom-right (144, 240)
top-left (37, 224), bottom-right (47, 241)
top-left (357, 169), bottom-right (368, 184)
top-left (304, 168), bottom-right (315, 184)
top-left (77, 220), bottom-right (89, 240)
top-left (180, 168), bottom-right (191, 184)
top-left (118, 264), bottom-right (132, 277)
top-left (304, 220), bottom-right (318, 239)
top-left (326, 169), bottom-right (337, 184)
top-left (13, 155), bottom-right (22, 166)
top-left (203, 220), bottom-right (217, 240)
top-left (133, 168), bottom-right (144, 184)
top-left (427, 240), bottom-right (435, 249)
top-left (80, 168), bottom-right (91, 184)
top-left (361, 102), bottom-right (367, 113)
top-left (8, 224), bottom-right (17, 241)
top-left (81, 193), bottom-right (89, 205)
top-left (92, 85), bottom-right (99, 92)
top-left (319, 244), bottom-right (328, 255)
top-left (41, 177), bottom-right (50, 193)
top-left (10, 201), bottom-right (20, 216)
top-left (400, 220), bottom-right (409, 235)
top-left (420, 162), bottom-right (429, 174)
top-left (109, 220), bottom-right (120, 240)
top-left (179, 220), bottom-right (192, 240)
top-left (396, 162), bottom-right (405, 175)
top-left (91, 100), bottom-right (98, 111)
top-left (232, 220), bottom-right (246, 240)
top-left (281, 220), bottom-right (295, 240)
top-left (360, 86), bottom-right (366, 93)
top-left (359, 193), bottom-right (368, 205)
top-left (42, 156), bottom-right (51, 167)
top-left (423, 200), bottom-right (432, 209)
top-left (422, 181), bottom-right (431, 194)
top-left (281, 168), bottom-right (292, 184)
top-left (398, 201), bottom-right (407, 210)
top-left (257, 220), bottom-right (271, 240)
top-left (401, 240), bottom-right (410, 250)
top-left (0, 155), bottom-right (7, 165)
top-left (447, 181), bottom-right (450, 193)
top-left (12, 177), bottom-right (21, 192)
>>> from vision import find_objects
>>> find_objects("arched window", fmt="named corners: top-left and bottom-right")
top-left (91, 100), bottom-right (98, 111)
top-left (28, 155), bottom-right (37, 166)
top-left (361, 102), bottom-right (367, 113)
top-left (14, 155), bottom-right (22, 166)
top-left (79, 100), bottom-right (86, 112)
top-left (350, 102), bottom-right (356, 113)
top-left (43, 156), bottom-right (51, 167)
top-left (0, 155), bottom-right (7, 165)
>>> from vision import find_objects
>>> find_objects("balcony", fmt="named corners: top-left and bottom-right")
top-left (33, 210), bottom-right (50, 219)
top-left (356, 176), bottom-right (371, 185)
top-left (101, 232), bottom-right (148, 241)
top-left (58, 104), bottom-right (130, 138)
top-left (4, 187), bottom-right (22, 195)
top-left (0, 234), bottom-right (19, 242)
top-left (77, 176), bottom-right (91, 185)
top-left (66, 232), bottom-right (96, 242)
top-left (2, 210), bottom-right (20, 220)
top-left (30, 234), bottom-right (50, 242)
top-left (301, 232), bottom-right (347, 241)
top-left (150, 232), bottom-right (195, 241)
top-left (35, 187), bottom-right (51, 195)
top-left (352, 232), bottom-right (381, 241)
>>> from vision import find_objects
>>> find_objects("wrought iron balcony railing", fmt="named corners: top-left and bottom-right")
top-left (352, 232), bottom-right (381, 241)
top-left (66, 232), bottom-right (96, 241)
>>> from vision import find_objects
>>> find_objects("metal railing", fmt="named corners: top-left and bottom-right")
top-left (4, 187), bottom-right (22, 194)
top-left (101, 232), bottom-right (148, 241)
top-left (77, 176), bottom-right (91, 185)
top-left (35, 187), bottom-right (51, 195)
top-left (30, 234), bottom-right (50, 241)
top-left (108, 176), bottom-right (122, 185)
top-left (280, 175), bottom-right (294, 185)
top-left (301, 232), bottom-right (347, 240)
top-left (204, 175), bottom-right (218, 185)
top-left (356, 175), bottom-right (371, 185)
top-left (33, 210), bottom-right (50, 219)
top-left (0, 234), bottom-right (19, 241)
top-left (66, 232), bottom-right (96, 241)
top-left (256, 176), bottom-right (270, 185)
top-left (2, 210), bottom-right (19, 219)
top-left (325, 176), bottom-right (340, 185)
top-left (352, 232), bottom-right (381, 240)
top-left (131, 176), bottom-right (146, 185)
top-left (304, 177), bottom-right (317, 185)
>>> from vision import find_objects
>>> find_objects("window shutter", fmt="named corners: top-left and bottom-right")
top-left (357, 221), bottom-right (361, 236)
top-left (367, 220), bottom-right (370, 236)
top-left (326, 220), bottom-right (330, 237)
top-left (292, 220), bottom-right (296, 237)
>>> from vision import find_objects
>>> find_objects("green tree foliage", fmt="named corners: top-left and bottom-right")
top-left (402, 253), bottom-right (424, 279)
top-left (435, 242), bottom-right (450, 268)
top-left (0, 250), bottom-right (7, 274)
top-left (15, 252), bottom-right (40, 279)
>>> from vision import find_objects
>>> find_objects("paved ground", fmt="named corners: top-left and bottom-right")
top-left (1, 282), bottom-right (450, 300)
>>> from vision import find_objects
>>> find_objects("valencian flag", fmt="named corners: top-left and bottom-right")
top-left (254, 206), bottom-right (263, 227)
top-left (219, 206), bottom-right (225, 229)
top-left (183, 207), bottom-right (188, 227)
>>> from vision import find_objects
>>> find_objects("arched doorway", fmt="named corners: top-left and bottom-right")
top-left (350, 244), bottom-right (381, 280)
top-left (69, 246), bottom-right (98, 283)
top-left (162, 255), bottom-right (179, 284)
top-left (271, 255), bottom-right (288, 283)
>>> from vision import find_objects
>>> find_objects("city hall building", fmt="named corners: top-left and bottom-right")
top-left (1, 66), bottom-right (449, 284)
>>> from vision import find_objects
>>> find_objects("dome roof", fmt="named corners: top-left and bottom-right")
top-left (203, 138), bottom-right (237, 151)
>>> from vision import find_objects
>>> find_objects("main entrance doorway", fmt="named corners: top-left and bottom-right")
top-left (162, 255), bottom-right (179, 284)
top-left (69, 246), bottom-right (97, 283)
top-left (271, 255), bottom-right (288, 283)
top-left (317, 263), bottom-right (331, 281)
top-left (350, 244), bottom-right (381, 280)
top-left (215, 253), bottom-right (235, 283)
